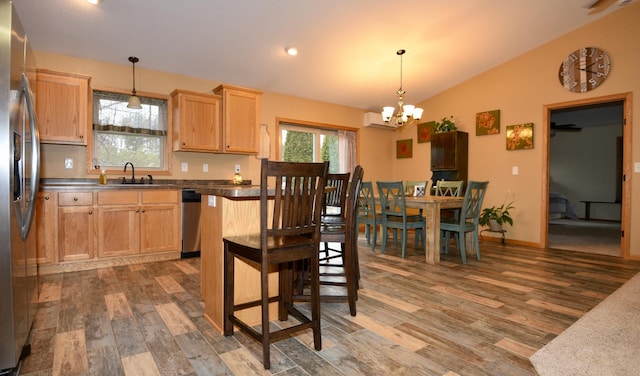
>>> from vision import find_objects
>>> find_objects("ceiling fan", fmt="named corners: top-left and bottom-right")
top-left (584, 0), bottom-right (633, 12)
top-left (550, 122), bottom-right (582, 137)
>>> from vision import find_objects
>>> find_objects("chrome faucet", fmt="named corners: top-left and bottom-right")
top-left (123, 162), bottom-right (135, 184)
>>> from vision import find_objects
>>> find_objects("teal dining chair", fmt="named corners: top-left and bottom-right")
top-left (436, 179), bottom-right (465, 222)
top-left (440, 180), bottom-right (489, 264)
top-left (357, 181), bottom-right (380, 251)
top-left (436, 180), bottom-right (464, 197)
top-left (376, 181), bottom-right (426, 258)
top-left (404, 180), bottom-right (429, 217)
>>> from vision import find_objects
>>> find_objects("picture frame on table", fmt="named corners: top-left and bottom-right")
top-left (413, 184), bottom-right (426, 197)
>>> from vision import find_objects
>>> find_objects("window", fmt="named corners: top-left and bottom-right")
top-left (278, 121), bottom-right (357, 173)
top-left (91, 90), bottom-right (168, 171)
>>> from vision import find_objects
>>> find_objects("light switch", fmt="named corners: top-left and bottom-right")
top-left (181, 162), bottom-right (188, 172)
top-left (203, 163), bottom-right (208, 172)
top-left (208, 195), bottom-right (216, 207)
top-left (635, 162), bottom-right (640, 173)
top-left (512, 166), bottom-right (519, 175)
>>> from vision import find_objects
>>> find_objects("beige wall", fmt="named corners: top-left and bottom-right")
top-left (35, 2), bottom-right (639, 258)
top-left (388, 3), bottom-right (639, 257)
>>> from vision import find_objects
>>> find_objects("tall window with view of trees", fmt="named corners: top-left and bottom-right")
top-left (280, 122), bottom-right (355, 174)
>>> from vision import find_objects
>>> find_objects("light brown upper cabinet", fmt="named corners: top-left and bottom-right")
top-left (36, 69), bottom-right (90, 145)
top-left (171, 89), bottom-right (222, 152)
top-left (214, 84), bottom-right (262, 154)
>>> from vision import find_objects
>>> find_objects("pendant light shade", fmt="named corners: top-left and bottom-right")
top-left (127, 95), bottom-right (141, 109)
top-left (127, 56), bottom-right (142, 109)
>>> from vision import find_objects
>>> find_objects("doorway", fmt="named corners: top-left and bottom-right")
top-left (542, 93), bottom-right (632, 259)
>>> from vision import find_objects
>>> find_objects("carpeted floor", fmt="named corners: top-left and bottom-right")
top-left (530, 271), bottom-right (640, 376)
top-left (548, 219), bottom-right (620, 257)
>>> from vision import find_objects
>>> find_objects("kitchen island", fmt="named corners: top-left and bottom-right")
top-left (196, 185), bottom-right (279, 333)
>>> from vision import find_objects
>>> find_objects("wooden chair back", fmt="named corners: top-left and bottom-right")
top-left (459, 181), bottom-right (489, 225)
top-left (263, 159), bottom-right (329, 241)
top-left (345, 166), bottom-right (364, 240)
top-left (358, 181), bottom-right (376, 219)
top-left (323, 172), bottom-right (351, 219)
top-left (436, 180), bottom-right (464, 197)
top-left (377, 181), bottom-right (408, 218)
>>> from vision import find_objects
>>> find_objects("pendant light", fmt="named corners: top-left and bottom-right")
top-left (127, 56), bottom-right (142, 109)
top-left (381, 49), bottom-right (423, 128)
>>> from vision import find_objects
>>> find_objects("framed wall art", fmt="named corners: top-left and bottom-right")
top-left (476, 109), bottom-right (500, 135)
top-left (417, 121), bottom-right (436, 143)
top-left (506, 123), bottom-right (533, 150)
top-left (396, 139), bottom-right (413, 158)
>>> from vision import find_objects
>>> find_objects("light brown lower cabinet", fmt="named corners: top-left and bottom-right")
top-left (97, 190), bottom-right (180, 258)
top-left (57, 191), bottom-right (95, 262)
top-left (36, 188), bottom-right (180, 272)
top-left (35, 192), bottom-right (57, 264)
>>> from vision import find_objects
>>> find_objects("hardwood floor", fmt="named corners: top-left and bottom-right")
top-left (20, 235), bottom-right (640, 375)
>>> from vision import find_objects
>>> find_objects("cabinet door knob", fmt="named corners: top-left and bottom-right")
top-left (88, 210), bottom-right (93, 215)
top-left (45, 196), bottom-right (50, 200)
top-left (73, 197), bottom-right (78, 201)
top-left (141, 209), bottom-right (145, 213)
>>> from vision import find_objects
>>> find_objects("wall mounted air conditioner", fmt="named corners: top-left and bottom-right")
top-left (363, 112), bottom-right (396, 130)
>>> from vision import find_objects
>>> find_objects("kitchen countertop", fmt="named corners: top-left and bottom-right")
top-left (195, 185), bottom-right (262, 198)
top-left (39, 178), bottom-right (252, 191)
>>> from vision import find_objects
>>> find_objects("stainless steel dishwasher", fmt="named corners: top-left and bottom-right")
top-left (181, 189), bottom-right (201, 258)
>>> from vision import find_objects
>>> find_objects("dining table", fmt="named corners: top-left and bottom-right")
top-left (404, 195), bottom-right (465, 264)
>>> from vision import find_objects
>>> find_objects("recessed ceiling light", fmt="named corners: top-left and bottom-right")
top-left (86, 0), bottom-right (103, 4)
top-left (285, 47), bottom-right (298, 56)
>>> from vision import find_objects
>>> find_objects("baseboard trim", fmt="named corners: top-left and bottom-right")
top-left (38, 251), bottom-right (181, 275)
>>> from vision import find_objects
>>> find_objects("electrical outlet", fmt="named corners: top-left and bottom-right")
top-left (512, 166), bottom-right (519, 175)
top-left (235, 164), bottom-right (241, 173)
top-left (181, 162), bottom-right (188, 172)
top-left (64, 158), bottom-right (73, 169)
top-left (635, 162), bottom-right (640, 173)
top-left (203, 163), bottom-right (208, 172)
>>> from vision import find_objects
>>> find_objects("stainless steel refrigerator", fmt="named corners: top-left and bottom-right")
top-left (0, 0), bottom-right (40, 372)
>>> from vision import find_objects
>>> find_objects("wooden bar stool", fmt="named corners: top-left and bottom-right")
top-left (223, 159), bottom-right (328, 369)
top-left (295, 165), bottom-right (364, 316)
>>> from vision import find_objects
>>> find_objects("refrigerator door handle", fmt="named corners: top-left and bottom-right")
top-left (20, 72), bottom-right (40, 240)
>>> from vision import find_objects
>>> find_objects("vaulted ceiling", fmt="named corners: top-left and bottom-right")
top-left (14, 0), bottom-right (633, 112)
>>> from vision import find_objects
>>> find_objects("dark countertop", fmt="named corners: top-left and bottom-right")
top-left (39, 178), bottom-right (252, 191)
top-left (195, 185), bottom-right (262, 198)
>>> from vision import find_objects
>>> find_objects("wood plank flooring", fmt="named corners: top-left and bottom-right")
top-left (20, 235), bottom-right (640, 375)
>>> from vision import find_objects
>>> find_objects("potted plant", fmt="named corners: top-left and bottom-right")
top-left (479, 201), bottom-right (515, 231)
top-left (435, 116), bottom-right (457, 133)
